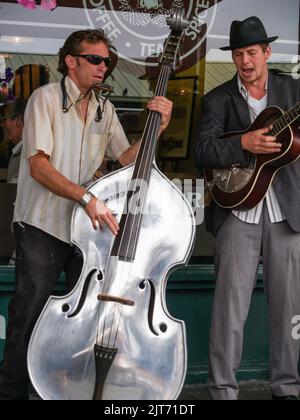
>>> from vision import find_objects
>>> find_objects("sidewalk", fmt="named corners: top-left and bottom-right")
top-left (30, 381), bottom-right (299, 400)
top-left (179, 382), bottom-right (295, 400)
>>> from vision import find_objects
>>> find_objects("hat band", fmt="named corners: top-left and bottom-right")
top-left (220, 35), bottom-right (278, 51)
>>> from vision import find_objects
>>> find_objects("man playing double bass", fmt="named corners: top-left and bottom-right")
top-left (0, 28), bottom-right (173, 400)
top-left (196, 17), bottom-right (300, 400)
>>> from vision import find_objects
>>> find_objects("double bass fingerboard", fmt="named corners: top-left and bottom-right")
top-left (111, 65), bottom-right (172, 261)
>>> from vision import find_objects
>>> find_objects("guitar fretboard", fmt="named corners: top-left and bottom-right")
top-left (271, 102), bottom-right (300, 136)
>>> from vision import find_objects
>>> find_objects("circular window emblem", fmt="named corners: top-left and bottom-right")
top-left (84, 0), bottom-right (218, 67)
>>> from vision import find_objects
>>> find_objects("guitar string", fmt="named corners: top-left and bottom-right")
top-left (276, 106), bottom-right (298, 130)
top-left (271, 103), bottom-right (300, 136)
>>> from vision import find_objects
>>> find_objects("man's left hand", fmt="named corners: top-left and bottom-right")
top-left (147, 96), bottom-right (173, 133)
top-left (118, 96), bottom-right (173, 167)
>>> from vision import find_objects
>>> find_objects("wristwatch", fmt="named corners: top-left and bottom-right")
top-left (79, 192), bottom-right (95, 208)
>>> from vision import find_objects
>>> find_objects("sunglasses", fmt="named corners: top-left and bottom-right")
top-left (74, 54), bottom-right (112, 67)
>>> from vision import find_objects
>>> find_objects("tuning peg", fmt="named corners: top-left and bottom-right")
top-left (166, 7), bottom-right (190, 32)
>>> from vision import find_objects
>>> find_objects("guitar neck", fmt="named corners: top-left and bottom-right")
top-left (271, 101), bottom-right (300, 136)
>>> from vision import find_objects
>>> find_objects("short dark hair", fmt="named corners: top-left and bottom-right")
top-left (259, 43), bottom-right (269, 52)
top-left (58, 29), bottom-right (111, 76)
top-left (3, 99), bottom-right (27, 122)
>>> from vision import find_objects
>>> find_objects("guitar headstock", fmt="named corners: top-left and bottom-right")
top-left (159, 8), bottom-right (190, 72)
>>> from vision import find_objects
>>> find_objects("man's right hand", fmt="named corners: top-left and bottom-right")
top-left (241, 127), bottom-right (282, 154)
top-left (85, 197), bottom-right (119, 236)
top-left (29, 153), bottom-right (120, 236)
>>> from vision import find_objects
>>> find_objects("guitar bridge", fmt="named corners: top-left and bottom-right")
top-left (230, 164), bottom-right (241, 175)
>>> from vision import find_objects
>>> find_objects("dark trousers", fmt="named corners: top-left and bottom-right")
top-left (0, 223), bottom-right (83, 400)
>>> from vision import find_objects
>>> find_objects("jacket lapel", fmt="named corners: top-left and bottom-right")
top-left (227, 74), bottom-right (251, 129)
top-left (267, 70), bottom-right (285, 109)
top-left (227, 70), bottom-right (286, 128)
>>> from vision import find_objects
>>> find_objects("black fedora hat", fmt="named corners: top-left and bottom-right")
top-left (220, 16), bottom-right (278, 51)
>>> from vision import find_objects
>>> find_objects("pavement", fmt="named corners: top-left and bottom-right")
top-left (179, 382), bottom-right (300, 400)
top-left (29, 382), bottom-right (299, 400)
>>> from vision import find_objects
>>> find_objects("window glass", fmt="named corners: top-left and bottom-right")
top-left (0, 0), bottom-right (299, 263)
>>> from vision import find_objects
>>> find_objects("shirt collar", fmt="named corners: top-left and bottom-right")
top-left (64, 76), bottom-right (98, 107)
top-left (12, 141), bottom-right (22, 156)
top-left (237, 74), bottom-right (268, 98)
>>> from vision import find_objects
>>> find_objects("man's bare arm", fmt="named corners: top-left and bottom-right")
top-left (29, 152), bottom-right (119, 235)
top-left (29, 152), bottom-right (85, 201)
top-left (118, 141), bottom-right (140, 167)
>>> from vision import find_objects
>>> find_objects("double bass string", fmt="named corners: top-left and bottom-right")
top-left (111, 68), bottom-right (168, 350)
top-left (122, 65), bottom-right (171, 262)
top-left (110, 66), bottom-right (170, 351)
top-left (98, 65), bottom-right (171, 351)
top-left (123, 65), bottom-right (170, 255)
top-left (100, 65), bottom-right (168, 349)
top-left (95, 65), bottom-right (170, 351)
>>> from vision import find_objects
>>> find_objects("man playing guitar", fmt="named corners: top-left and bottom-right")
top-left (196, 16), bottom-right (300, 400)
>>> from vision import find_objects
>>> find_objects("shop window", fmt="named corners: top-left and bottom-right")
top-left (0, 0), bottom-right (300, 263)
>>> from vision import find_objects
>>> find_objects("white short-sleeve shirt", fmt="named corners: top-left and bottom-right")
top-left (14, 76), bottom-right (130, 243)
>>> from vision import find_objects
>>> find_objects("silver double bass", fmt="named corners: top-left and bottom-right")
top-left (28, 9), bottom-right (195, 400)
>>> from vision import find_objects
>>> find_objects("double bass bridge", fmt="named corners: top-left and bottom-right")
top-left (97, 293), bottom-right (135, 307)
